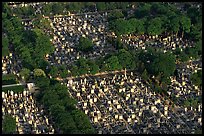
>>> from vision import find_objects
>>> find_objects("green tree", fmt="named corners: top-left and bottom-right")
top-left (109, 18), bottom-right (133, 35)
top-left (49, 104), bottom-right (65, 121)
top-left (35, 31), bottom-right (54, 57)
top-left (147, 17), bottom-right (163, 35)
top-left (141, 69), bottom-right (149, 81)
top-left (76, 58), bottom-right (90, 75)
top-left (70, 65), bottom-right (79, 77)
top-left (178, 51), bottom-right (189, 62)
top-left (187, 6), bottom-right (201, 24)
top-left (71, 109), bottom-right (95, 134)
top-left (2, 114), bottom-right (16, 134)
top-left (106, 56), bottom-right (122, 71)
top-left (184, 99), bottom-right (190, 107)
top-left (2, 36), bottom-right (9, 48)
top-left (195, 40), bottom-right (202, 56)
top-left (52, 3), bottom-right (64, 15)
top-left (19, 46), bottom-right (32, 63)
top-left (96, 2), bottom-right (106, 11)
top-left (35, 76), bottom-right (50, 90)
top-left (88, 60), bottom-right (99, 75)
top-left (34, 68), bottom-right (46, 78)
top-left (150, 51), bottom-right (176, 78)
top-left (135, 3), bottom-right (151, 19)
top-left (189, 23), bottom-right (202, 41)
top-left (42, 3), bottom-right (52, 16)
top-left (59, 112), bottom-right (78, 134)
top-left (136, 18), bottom-right (146, 35)
top-left (117, 49), bottom-right (135, 69)
top-left (42, 90), bottom-right (60, 108)
top-left (49, 65), bottom-right (58, 78)
top-left (21, 6), bottom-right (35, 18)
top-left (2, 36), bottom-right (9, 56)
top-left (151, 2), bottom-right (168, 15)
top-left (77, 37), bottom-right (93, 52)
top-left (190, 70), bottom-right (202, 87)
top-left (108, 10), bottom-right (124, 21)
top-left (19, 68), bottom-right (30, 81)
top-left (179, 15), bottom-right (191, 38)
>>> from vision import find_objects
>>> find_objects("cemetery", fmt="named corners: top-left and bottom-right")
top-left (2, 90), bottom-right (55, 134)
top-left (2, 2), bottom-right (202, 134)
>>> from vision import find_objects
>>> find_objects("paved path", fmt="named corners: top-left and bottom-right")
top-left (56, 69), bottom-right (134, 81)
top-left (2, 83), bottom-right (25, 88)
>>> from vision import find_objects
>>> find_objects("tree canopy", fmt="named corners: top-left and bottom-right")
top-left (2, 114), bottom-right (16, 134)
top-left (190, 70), bottom-right (202, 87)
top-left (77, 37), bottom-right (93, 52)
top-left (19, 68), bottom-right (31, 81)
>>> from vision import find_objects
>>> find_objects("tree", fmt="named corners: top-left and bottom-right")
top-left (150, 51), bottom-right (176, 78)
top-left (106, 2), bottom-right (117, 10)
top-left (174, 47), bottom-right (181, 56)
top-left (109, 18), bottom-right (133, 35)
top-left (139, 48), bottom-right (176, 83)
top-left (136, 18), bottom-right (146, 35)
top-left (22, 30), bottom-right (37, 45)
top-left (187, 6), bottom-right (201, 24)
top-left (150, 2), bottom-right (168, 15)
top-left (178, 51), bottom-right (189, 62)
top-left (96, 2), bottom-right (106, 11)
top-left (33, 18), bottom-right (52, 32)
top-left (20, 6), bottom-right (35, 18)
top-left (52, 83), bottom-right (69, 100)
top-left (2, 114), bottom-right (16, 134)
top-left (2, 36), bottom-right (9, 48)
top-left (117, 49), bottom-right (135, 69)
top-left (184, 99), bottom-right (190, 107)
top-left (19, 46), bottom-right (32, 63)
top-left (71, 109), bottom-right (96, 134)
top-left (49, 104), bottom-right (65, 121)
top-left (42, 90), bottom-right (60, 108)
top-left (70, 65), bottom-right (79, 77)
top-left (2, 36), bottom-right (9, 57)
top-left (59, 112), bottom-right (78, 134)
top-left (60, 69), bottom-right (69, 79)
top-left (106, 56), bottom-right (122, 71)
top-left (184, 46), bottom-right (198, 59)
top-left (19, 68), bottom-right (30, 81)
top-left (42, 3), bottom-right (52, 16)
top-left (76, 58), bottom-right (90, 75)
top-left (34, 68), bottom-right (46, 78)
top-left (179, 15), bottom-right (191, 38)
top-left (77, 37), bottom-right (93, 52)
top-left (35, 31), bottom-right (54, 57)
top-left (52, 3), bottom-right (64, 15)
top-left (66, 2), bottom-right (84, 13)
top-left (147, 17), bottom-right (163, 35)
top-left (190, 70), bottom-right (202, 87)
top-left (189, 23), bottom-right (202, 41)
top-left (108, 10), bottom-right (124, 21)
top-left (135, 3), bottom-right (151, 19)
top-left (35, 76), bottom-right (50, 90)
top-left (141, 69), bottom-right (149, 81)
top-left (49, 65), bottom-right (58, 78)
top-left (195, 40), bottom-right (202, 56)
top-left (88, 60), bottom-right (99, 75)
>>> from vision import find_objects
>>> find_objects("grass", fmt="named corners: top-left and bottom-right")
top-left (2, 46), bottom-right (9, 57)
top-left (2, 85), bottom-right (25, 93)
top-left (2, 74), bottom-right (17, 81)
top-left (2, 79), bottom-right (17, 85)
